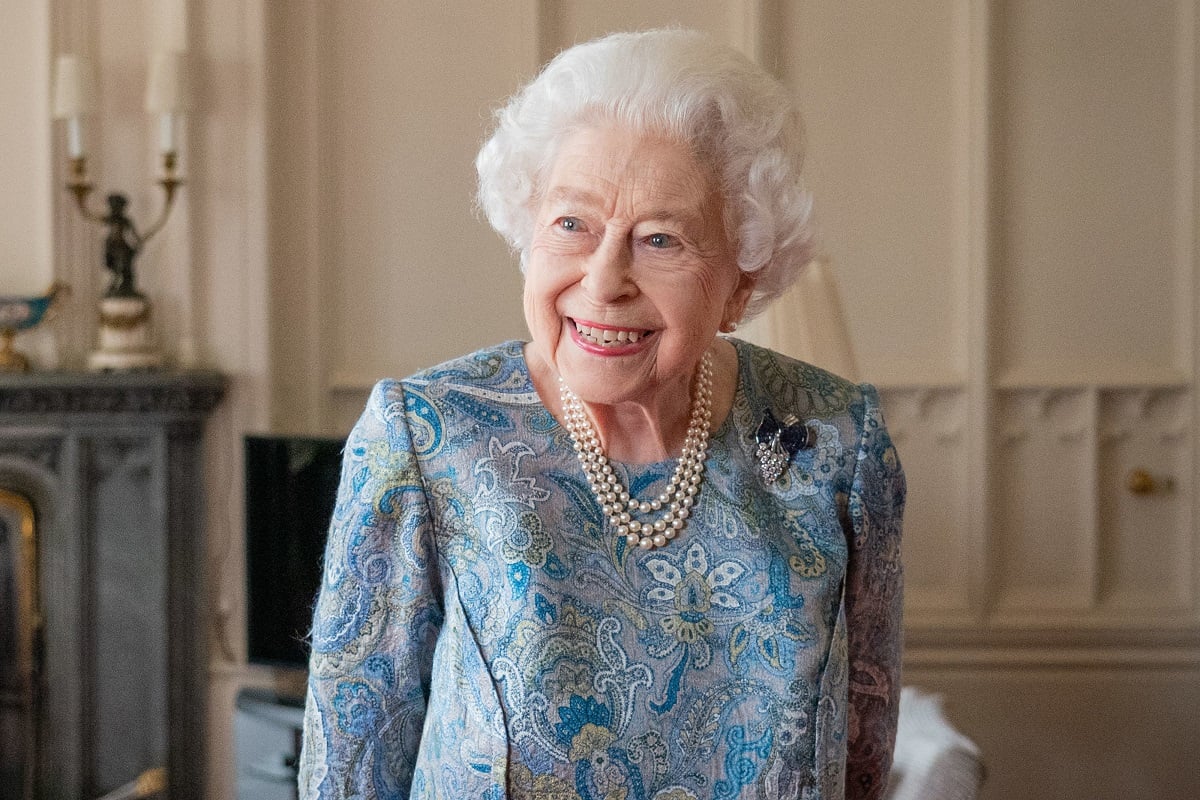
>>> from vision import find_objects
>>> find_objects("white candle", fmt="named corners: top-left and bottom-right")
top-left (146, 51), bottom-right (188, 156)
top-left (158, 112), bottom-right (177, 154)
top-left (66, 116), bottom-right (84, 158)
top-left (54, 54), bottom-right (95, 158)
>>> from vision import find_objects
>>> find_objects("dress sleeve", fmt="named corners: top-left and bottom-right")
top-left (844, 384), bottom-right (906, 800)
top-left (298, 380), bottom-right (444, 799)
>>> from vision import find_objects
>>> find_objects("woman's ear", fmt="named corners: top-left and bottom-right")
top-left (720, 270), bottom-right (757, 332)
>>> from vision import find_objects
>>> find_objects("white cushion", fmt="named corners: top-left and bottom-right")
top-left (885, 687), bottom-right (985, 800)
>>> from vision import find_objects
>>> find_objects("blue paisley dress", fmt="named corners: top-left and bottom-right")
top-left (299, 339), bottom-right (905, 800)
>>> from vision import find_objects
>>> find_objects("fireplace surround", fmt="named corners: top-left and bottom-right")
top-left (0, 370), bottom-right (224, 800)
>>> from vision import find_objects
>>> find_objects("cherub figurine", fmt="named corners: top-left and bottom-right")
top-left (103, 193), bottom-right (143, 298)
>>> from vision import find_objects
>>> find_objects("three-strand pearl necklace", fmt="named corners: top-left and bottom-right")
top-left (558, 351), bottom-right (714, 550)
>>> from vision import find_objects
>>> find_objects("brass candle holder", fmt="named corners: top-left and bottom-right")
top-left (66, 152), bottom-right (183, 234)
top-left (65, 152), bottom-right (183, 371)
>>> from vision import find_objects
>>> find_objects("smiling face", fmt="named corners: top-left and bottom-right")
top-left (523, 125), bottom-right (754, 414)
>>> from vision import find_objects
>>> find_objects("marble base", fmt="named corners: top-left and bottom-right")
top-left (89, 295), bottom-right (163, 371)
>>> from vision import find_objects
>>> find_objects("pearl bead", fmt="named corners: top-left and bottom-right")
top-left (559, 351), bottom-right (713, 552)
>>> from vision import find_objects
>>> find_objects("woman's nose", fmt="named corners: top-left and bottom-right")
top-left (580, 235), bottom-right (637, 302)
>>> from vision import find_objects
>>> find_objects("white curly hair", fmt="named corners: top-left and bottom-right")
top-left (475, 28), bottom-right (815, 320)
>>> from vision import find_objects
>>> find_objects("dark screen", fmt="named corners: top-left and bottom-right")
top-left (244, 435), bottom-right (344, 668)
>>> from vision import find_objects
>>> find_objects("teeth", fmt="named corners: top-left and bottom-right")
top-left (575, 322), bottom-right (646, 347)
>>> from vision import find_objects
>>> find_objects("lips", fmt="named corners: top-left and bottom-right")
top-left (570, 319), bottom-right (655, 348)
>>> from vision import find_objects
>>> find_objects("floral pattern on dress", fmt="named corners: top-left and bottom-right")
top-left (300, 339), bottom-right (905, 800)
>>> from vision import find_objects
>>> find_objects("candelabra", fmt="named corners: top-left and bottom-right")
top-left (54, 52), bottom-right (187, 371)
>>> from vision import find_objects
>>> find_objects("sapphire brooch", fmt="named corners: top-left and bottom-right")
top-left (755, 409), bottom-right (811, 484)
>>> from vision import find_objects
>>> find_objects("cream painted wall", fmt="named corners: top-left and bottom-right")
top-left (264, 1), bottom-right (534, 436)
top-left (7, 1), bottom-right (1199, 798)
top-left (0, 2), bottom-right (55, 294)
top-left (1, 1), bottom-right (56, 366)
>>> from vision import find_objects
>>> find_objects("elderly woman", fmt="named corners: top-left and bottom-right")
top-left (300, 28), bottom-right (904, 800)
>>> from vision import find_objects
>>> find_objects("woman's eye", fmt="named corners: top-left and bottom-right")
top-left (558, 217), bottom-right (582, 232)
top-left (647, 233), bottom-right (676, 249)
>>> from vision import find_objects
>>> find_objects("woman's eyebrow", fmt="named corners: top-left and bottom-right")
top-left (549, 187), bottom-right (703, 218)
top-left (544, 186), bottom-right (605, 208)
top-left (640, 205), bottom-right (706, 226)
